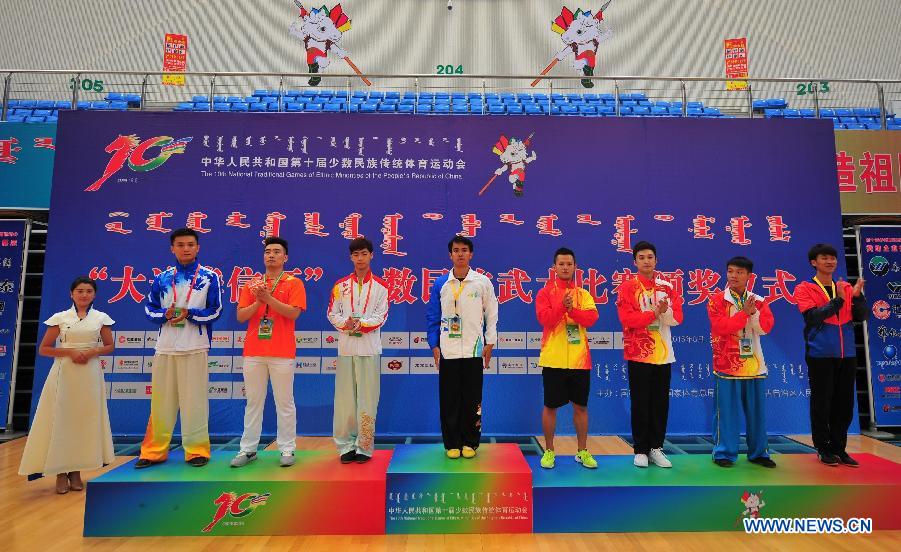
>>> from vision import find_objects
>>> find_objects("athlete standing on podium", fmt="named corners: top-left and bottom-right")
top-left (794, 243), bottom-right (867, 467)
top-left (231, 237), bottom-right (306, 469)
top-left (327, 237), bottom-right (390, 464)
top-left (616, 241), bottom-right (683, 469)
top-left (535, 247), bottom-right (599, 470)
top-left (136, 228), bottom-right (222, 469)
top-left (427, 236), bottom-right (499, 460)
top-left (707, 256), bottom-right (776, 469)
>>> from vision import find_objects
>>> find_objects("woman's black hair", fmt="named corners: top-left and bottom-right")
top-left (70, 276), bottom-right (97, 293)
top-left (70, 276), bottom-right (97, 313)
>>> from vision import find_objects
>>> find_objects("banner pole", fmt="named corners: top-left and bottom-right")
top-left (5, 219), bottom-right (30, 431)
top-left (856, 224), bottom-right (889, 433)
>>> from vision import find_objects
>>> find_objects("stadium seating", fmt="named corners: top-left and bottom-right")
top-left (2, 89), bottom-right (899, 130)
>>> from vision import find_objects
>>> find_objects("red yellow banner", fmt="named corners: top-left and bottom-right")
top-left (724, 38), bottom-right (748, 91)
top-left (162, 33), bottom-right (188, 86)
top-left (835, 130), bottom-right (901, 214)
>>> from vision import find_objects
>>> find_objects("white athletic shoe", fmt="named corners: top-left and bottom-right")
top-left (633, 453), bottom-right (649, 468)
top-left (649, 448), bottom-right (672, 468)
top-left (280, 451), bottom-right (296, 467)
top-left (230, 451), bottom-right (257, 468)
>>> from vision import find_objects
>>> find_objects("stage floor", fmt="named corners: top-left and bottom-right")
top-left (2, 434), bottom-right (900, 550)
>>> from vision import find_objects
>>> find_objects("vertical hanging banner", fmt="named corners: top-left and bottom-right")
top-left (858, 225), bottom-right (901, 428)
top-left (0, 219), bottom-right (28, 429)
top-left (0, 123), bottom-right (56, 209)
top-left (724, 37), bottom-right (748, 91)
top-left (162, 33), bottom-right (188, 86)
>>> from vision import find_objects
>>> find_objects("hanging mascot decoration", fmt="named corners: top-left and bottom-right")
top-left (479, 133), bottom-right (537, 198)
top-left (532, 2), bottom-right (614, 88)
top-left (289, 2), bottom-right (371, 86)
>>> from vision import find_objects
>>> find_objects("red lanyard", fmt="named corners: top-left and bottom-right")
top-left (350, 272), bottom-right (373, 316)
top-left (171, 264), bottom-right (201, 307)
top-left (262, 272), bottom-right (285, 318)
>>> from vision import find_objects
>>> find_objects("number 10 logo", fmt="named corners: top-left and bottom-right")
top-left (85, 134), bottom-right (192, 192)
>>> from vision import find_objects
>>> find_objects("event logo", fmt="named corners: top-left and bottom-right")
top-left (289, 3), bottom-right (369, 87)
top-left (885, 344), bottom-right (898, 360)
top-left (738, 491), bottom-right (766, 522)
top-left (202, 491), bottom-right (270, 532)
top-left (387, 359), bottom-right (402, 371)
top-left (86, 134), bottom-right (192, 192)
top-left (536, 3), bottom-right (614, 89)
top-left (873, 300), bottom-right (891, 320)
top-left (869, 256), bottom-right (890, 277)
top-left (484, 134), bottom-right (537, 198)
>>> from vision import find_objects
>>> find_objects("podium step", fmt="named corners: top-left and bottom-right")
top-left (386, 443), bottom-right (533, 534)
top-left (84, 450), bottom-right (392, 536)
top-left (529, 453), bottom-right (901, 533)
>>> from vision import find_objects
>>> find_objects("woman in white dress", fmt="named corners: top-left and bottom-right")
top-left (19, 277), bottom-right (115, 494)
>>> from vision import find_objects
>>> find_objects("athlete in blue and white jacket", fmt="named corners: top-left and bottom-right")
top-left (144, 260), bottom-right (223, 352)
top-left (138, 228), bottom-right (223, 469)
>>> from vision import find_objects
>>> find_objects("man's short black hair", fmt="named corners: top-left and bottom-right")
top-left (448, 236), bottom-right (474, 253)
top-left (554, 247), bottom-right (576, 263)
top-left (349, 237), bottom-right (373, 253)
top-left (632, 241), bottom-right (656, 260)
top-left (726, 256), bottom-right (753, 273)
top-left (264, 236), bottom-right (289, 254)
top-left (808, 243), bottom-right (838, 261)
top-left (169, 227), bottom-right (199, 245)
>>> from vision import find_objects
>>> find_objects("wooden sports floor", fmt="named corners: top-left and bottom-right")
top-left (2, 434), bottom-right (899, 551)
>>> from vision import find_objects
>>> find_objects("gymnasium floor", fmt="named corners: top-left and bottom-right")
top-left (2, 434), bottom-right (899, 551)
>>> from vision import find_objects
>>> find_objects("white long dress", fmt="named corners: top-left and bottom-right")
top-left (18, 307), bottom-right (116, 477)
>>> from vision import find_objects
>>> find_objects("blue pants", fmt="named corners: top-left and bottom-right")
top-left (712, 376), bottom-right (769, 462)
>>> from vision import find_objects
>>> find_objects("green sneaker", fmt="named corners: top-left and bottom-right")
top-left (540, 449), bottom-right (556, 469)
top-left (575, 449), bottom-right (598, 469)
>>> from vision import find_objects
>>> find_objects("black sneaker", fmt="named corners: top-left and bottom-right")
top-left (134, 458), bottom-right (161, 469)
top-left (818, 450), bottom-right (839, 466)
top-left (355, 453), bottom-right (372, 464)
top-left (714, 458), bottom-right (734, 467)
top-left (340, 451), bottom-right (357, 464)
top-left (749, 457), bottom-right (777, 468)
top-left (187, 457), bottom-right (209, 467)
top-left (837, 452), bottom-right (859, 468)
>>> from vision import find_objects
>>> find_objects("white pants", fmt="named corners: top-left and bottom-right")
top-left (239, 356), bottom-right (296, 454)
top-left (140, 351), bottom-right (209, 461)
top-left (333, 355), bottom-right (380, 456)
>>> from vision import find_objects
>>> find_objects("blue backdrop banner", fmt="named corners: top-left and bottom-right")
top-left (858, 225), bottom-right (901, 428)
top-left (34, 111), bottom-right (849, 437)
top-left (0, 122), bottom-right (55, 209)
top-left (0, 219), bottom-right (27, 429)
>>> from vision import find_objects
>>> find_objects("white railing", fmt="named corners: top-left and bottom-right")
top-left (2, 70), bottom-right (900, 127)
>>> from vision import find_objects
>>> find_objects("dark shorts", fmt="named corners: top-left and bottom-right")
top-left (542, 367), bottom-right (590, 408)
